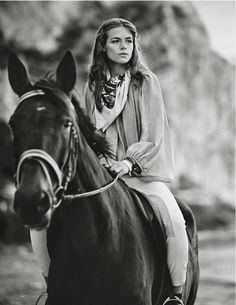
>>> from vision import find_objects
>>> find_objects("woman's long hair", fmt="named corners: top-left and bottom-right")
top-left (88, 18), bottom-right (149, 112)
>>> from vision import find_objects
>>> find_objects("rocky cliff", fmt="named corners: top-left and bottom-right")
top-left (0, 1), bottom-right (234, 205)
top-left (141, 2), bottom-right (235, 204)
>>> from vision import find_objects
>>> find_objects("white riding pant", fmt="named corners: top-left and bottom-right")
top-left (30, 229), bottom-right (50, 277)
top-left (122, 176), bottom-right (189, 288)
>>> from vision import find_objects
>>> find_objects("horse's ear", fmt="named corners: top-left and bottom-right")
top-left (8, 53), bottom-right (31, 96)
top-left (56, 51), bottom-right (77, 94)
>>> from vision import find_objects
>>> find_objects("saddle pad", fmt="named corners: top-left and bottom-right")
top-left (129, 187), bottom-right (196, 244)
top-left (129, 187), bottom-right (167, 239)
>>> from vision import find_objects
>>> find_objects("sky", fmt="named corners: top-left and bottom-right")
top-left (192, 0), bottom-right (235, 64)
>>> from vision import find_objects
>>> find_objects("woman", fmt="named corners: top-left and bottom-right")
top-left (31, 17), bottom-right (189, 305)
top-left (83, 18), bottom-right (188, 305)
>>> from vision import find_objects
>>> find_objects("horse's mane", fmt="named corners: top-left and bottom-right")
top-left (34, 76), bottom-right (111, 158)
top-left (70, 93), bottom-right (111, 158)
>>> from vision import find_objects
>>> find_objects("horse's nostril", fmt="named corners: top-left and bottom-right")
top-left (37, 191), bottom-right (50, 215)
top-left (14, 190), bottom-right (51, 216)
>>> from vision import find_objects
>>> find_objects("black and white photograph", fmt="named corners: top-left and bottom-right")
top-left (0, 1), bottom-right (235, 305)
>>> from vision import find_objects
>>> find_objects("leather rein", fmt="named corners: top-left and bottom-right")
top-left (15, 90), bottom-right (119, 208)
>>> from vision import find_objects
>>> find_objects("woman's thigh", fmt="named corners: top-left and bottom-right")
top-left (122, 176), bottom-right (185, 237)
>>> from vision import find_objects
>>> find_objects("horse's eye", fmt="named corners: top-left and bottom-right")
top-left (64, 120), bottom-right (72, 128)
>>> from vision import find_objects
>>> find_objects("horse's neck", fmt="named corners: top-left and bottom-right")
top-left (76, 144), bottom-right (112, 194)
top-left (66, 142), bottom-right (122, 252)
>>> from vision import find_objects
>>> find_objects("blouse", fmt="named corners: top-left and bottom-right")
top-left (82, 70), bottom-right (175, 183)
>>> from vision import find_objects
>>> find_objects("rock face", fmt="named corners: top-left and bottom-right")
top-left (0, 1), bottom-right (234, 204)
top-left (140, 2), bottom-right (235, 204)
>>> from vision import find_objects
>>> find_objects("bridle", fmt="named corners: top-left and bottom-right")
top-left (14, 89), bottom-right (119, 209)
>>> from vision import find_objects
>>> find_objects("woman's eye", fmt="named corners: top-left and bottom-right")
top-left (111, 40), bottom-right (119, 44)
top-left (64, 120), bottom-right (72, 128)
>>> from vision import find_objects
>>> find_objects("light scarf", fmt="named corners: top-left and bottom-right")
top-left (95, 69), bottom-right (131, 131)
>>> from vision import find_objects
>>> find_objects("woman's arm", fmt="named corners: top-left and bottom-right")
top-left (124, 72), bottom-right (175, 182)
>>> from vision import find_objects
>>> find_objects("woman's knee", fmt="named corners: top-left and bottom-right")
top-left (171, 214), bottom-right (187, 239)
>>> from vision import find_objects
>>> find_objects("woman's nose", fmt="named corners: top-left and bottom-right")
top-left (120, 42), bottom-right (126, 50)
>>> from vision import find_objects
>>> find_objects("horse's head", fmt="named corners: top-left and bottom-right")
top-left (8, 51), bottom-right (78, 230)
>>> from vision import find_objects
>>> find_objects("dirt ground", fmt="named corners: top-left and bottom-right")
top-left (0, 229), bottom-right (235, 305)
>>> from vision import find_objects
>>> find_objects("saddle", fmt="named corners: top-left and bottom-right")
top-left (128, 187), bottom-right (197, 250)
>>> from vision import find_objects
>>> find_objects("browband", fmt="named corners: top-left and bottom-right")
top-left (17, 90), bottom-right (46, 105)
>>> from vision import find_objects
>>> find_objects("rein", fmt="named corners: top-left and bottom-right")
top-left (15, 89), bottom-right (119, 208)
top-left (62, 174), bottom-right (119, 203)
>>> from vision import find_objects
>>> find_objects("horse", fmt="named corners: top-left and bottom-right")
top-left (7, 51), bottom-right (199, 305)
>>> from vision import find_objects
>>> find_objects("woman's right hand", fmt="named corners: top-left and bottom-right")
top-left (99, 157), bottom-right (130, 177)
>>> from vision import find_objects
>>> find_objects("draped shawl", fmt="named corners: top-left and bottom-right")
top-left (83, 71), bottom-right (175, 183)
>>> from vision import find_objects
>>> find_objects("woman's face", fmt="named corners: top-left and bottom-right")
top-left (104, 26), bottom-right (134, 66)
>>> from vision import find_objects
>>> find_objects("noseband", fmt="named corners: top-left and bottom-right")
top-left (16, 149), bottom-right (65, 208)
top-left (15, 90), bottom-right (118, 209)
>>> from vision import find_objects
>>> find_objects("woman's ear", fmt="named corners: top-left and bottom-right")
top-left (56, 51), bottom-right (77, 94)
top-left (8, 53), bottom-right (31, 96)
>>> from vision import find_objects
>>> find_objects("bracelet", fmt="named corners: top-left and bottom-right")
top-left (124, 156), bottom-right (142, 175)
top-left (121, 159), bottom-right (133, 174)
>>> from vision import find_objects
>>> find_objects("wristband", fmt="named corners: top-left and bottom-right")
top-left (121, 159), bottom-right (133, 174)
top-left (125, 156), bottom-right (142, 175)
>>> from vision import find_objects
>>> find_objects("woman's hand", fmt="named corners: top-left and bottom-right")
top-left (107, 160), bottom-right (130, 177)
top-left (99, 157), bottom-right (130, 177)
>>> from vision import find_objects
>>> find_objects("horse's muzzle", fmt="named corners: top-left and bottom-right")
top-left (14, 189), bottom-right (52, 230)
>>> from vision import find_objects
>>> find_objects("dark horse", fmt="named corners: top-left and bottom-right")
top-left (8, 51), bottom-right (199, 305)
